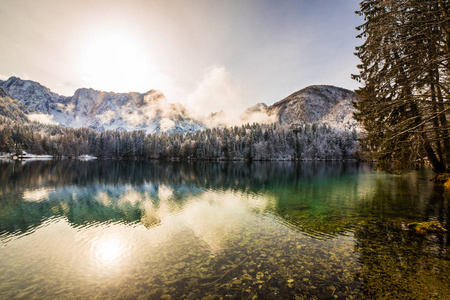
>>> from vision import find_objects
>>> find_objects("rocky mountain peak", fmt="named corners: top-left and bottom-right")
top-left (244, 102), bottom-right (268, 114)
top-left (0, 76), bottom-right (204, 133)
top-left (268, 85), bottom-right (358, 127)
top-left (0, 77), bottom-right (66, 114)
top-left (0, 76), bottom-right (358, 133)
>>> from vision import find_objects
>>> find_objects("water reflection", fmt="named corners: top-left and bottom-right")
top-left (0, 160), bottom-right (449, 299)
top-left (23, 187), bottom-right (55, 202)
top-left (0, 160), bottom-right (368, 237)
top-left (95, 236), bottom-right (123, 263)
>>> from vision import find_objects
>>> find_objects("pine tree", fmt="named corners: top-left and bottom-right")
top-left (354, 0), bottom-right (450, 172)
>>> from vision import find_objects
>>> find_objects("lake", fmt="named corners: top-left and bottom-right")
top-left (0, 160), bottom-right (449, 299)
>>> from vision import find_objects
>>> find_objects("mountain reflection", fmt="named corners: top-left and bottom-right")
top-left (0, 160), bottom-right (363, 236)
top-left (0, 160), bottom-right (364, 193)
top-left (0, 160), bottom-right (448, 241)
top-left (1, 160), bottom-right (450, 299)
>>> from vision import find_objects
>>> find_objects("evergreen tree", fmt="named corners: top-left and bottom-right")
top-left (354, 0), bottom-right (450, 172)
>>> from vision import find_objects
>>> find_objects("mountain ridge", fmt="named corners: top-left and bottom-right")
top-left (0, 77), bottom-right (204, 133)
top-left (0, 86), bottom-right (35, 123)
top-left (0, 77), bottom-right (358, 132)
top-left (267, 84), bottom-right (358, 130)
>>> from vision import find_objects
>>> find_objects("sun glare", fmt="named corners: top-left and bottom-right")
top-left (97, 237), bottom-right (122, 263)
top-left (92, 234), bottom-right (127, 267)
top-left (80, 31), bottom-right (151, 93)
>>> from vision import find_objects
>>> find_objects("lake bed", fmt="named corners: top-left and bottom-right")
top-left (0, 160), bottom-right (449, 299)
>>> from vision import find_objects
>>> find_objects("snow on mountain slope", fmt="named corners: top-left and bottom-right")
top-left (0, 77), bottom-right (67, 114)
top-left (0, 77), bottom-right (359, 132)
top-left (267, 85), bottom-right (359, 130)
top-left (53, 87), bottom-right (204, 133)
top-left (0, 77), bottom-right (204, 133)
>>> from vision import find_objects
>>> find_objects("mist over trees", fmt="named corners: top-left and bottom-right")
top-left (353, 0), bottom-right (450, 173)
top-left (0, 116), bottom-right (358, 161)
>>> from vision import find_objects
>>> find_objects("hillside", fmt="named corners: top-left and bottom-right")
top-left (0, 77), bottom-right (359, 133)
top-left (267, 85), bottom-right (358, 130)
top-left (0, 77), bottom-right (204, 133)
top-left (0, 87), bottom-right (34, 123)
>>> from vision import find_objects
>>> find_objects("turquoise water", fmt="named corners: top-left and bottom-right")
top-left (0, 160), bottom-right (449, 299)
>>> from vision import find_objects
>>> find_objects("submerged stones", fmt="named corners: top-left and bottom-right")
top-left (242, 273), bottom-right (253, 281)
top-left (255, 272), bottom-right (264, 280)
top-left (2, 161), bottom-right (450, 299)
top-left (407, 221), bottom-right (447, 234)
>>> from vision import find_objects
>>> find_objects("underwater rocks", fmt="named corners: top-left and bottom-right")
top-left (407, 221), bottom-right (447, 234)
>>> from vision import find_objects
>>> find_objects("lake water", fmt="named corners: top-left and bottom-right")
top-left (0, 160), bottom-right (449, 299)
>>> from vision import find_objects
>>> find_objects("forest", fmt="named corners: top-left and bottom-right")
top-left (0, 116), bottom-right (358, 161)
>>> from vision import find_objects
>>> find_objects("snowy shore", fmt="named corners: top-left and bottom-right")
top-left (0, 153), bottom-right (97, 161)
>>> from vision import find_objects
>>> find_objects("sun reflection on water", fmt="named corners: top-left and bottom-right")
top-left (89, 232), bottom-right (132, 275)
top-left (96, 237), bottom-right (123, 263)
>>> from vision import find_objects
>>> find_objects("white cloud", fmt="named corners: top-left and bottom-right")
top-left (121, 109), bottom-right (145, 127)
top-left (27, 113), bottom-right (58, 125)
top-left (186, 66), bottom-right (247, 116)
top-left (160, 118), bottom-right (175, 131)
top-left (240, 111), bottom-right (277, 125)
top-left (97, 109), bottom-right (116, 124)
top-left (167, 65), bottom-right (279, 128)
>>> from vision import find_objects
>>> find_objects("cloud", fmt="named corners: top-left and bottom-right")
top-left (186, 66), bottom-right (246, 116)
top-left (28, 113), bottom-right (58, 125)
top-left (240, 110), bottom-right (277, 125)
top-left (182, 65), bottom-right (277, 127)
top-left (160, 118), bottom-right (175, 132)
top-left (97, 109), bottom-right (116, 124)
top-left (121, 109), bottom-right (145, 127)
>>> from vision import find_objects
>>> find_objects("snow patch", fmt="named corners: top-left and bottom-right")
top-left (56, 102), bottom-right (75, 113)
top-left (97, 109), bottom-right (116, 124)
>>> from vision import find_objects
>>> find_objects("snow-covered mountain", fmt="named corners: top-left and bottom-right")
top-left (244, 102), bottom-right (268, 115)
top-left (0, 77), bottom-right (358, 132)
top-left (0, 77), bottom-right (204, 133)
top-left (0, 77), bottom-right (67, 114)
top-left (266, 85), bottom-right (359, 130)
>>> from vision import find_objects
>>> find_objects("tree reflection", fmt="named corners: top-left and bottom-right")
top-left (1, 160), bottom-right (449, 298)
top-left (353, 176), bottom-right (450, 298)
top-left (1, 160), bottom-right (448, 240)
top-left (0, 160), bottom-right (365, 236)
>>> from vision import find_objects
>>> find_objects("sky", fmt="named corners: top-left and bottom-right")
top-left (0, 0), bottom-right (362, 115)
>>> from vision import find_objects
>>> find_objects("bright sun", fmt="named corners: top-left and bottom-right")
top-left (80, 31), bottom-right (151, 93)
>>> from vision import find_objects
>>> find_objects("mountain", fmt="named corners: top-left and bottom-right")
top-left (0, 77), bottom-right (204, 133)
top-left (266, 85), bottom-right (358, 130)
top-left (0, 77), bottom-right (66, 114)
top-left (0, 77), bottom-right (358, 132)
top-left (244, 102), bottom-right (268, 115)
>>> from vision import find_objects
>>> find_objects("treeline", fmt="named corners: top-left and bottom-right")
top-left (0, 116), bottom-right (358, 161)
